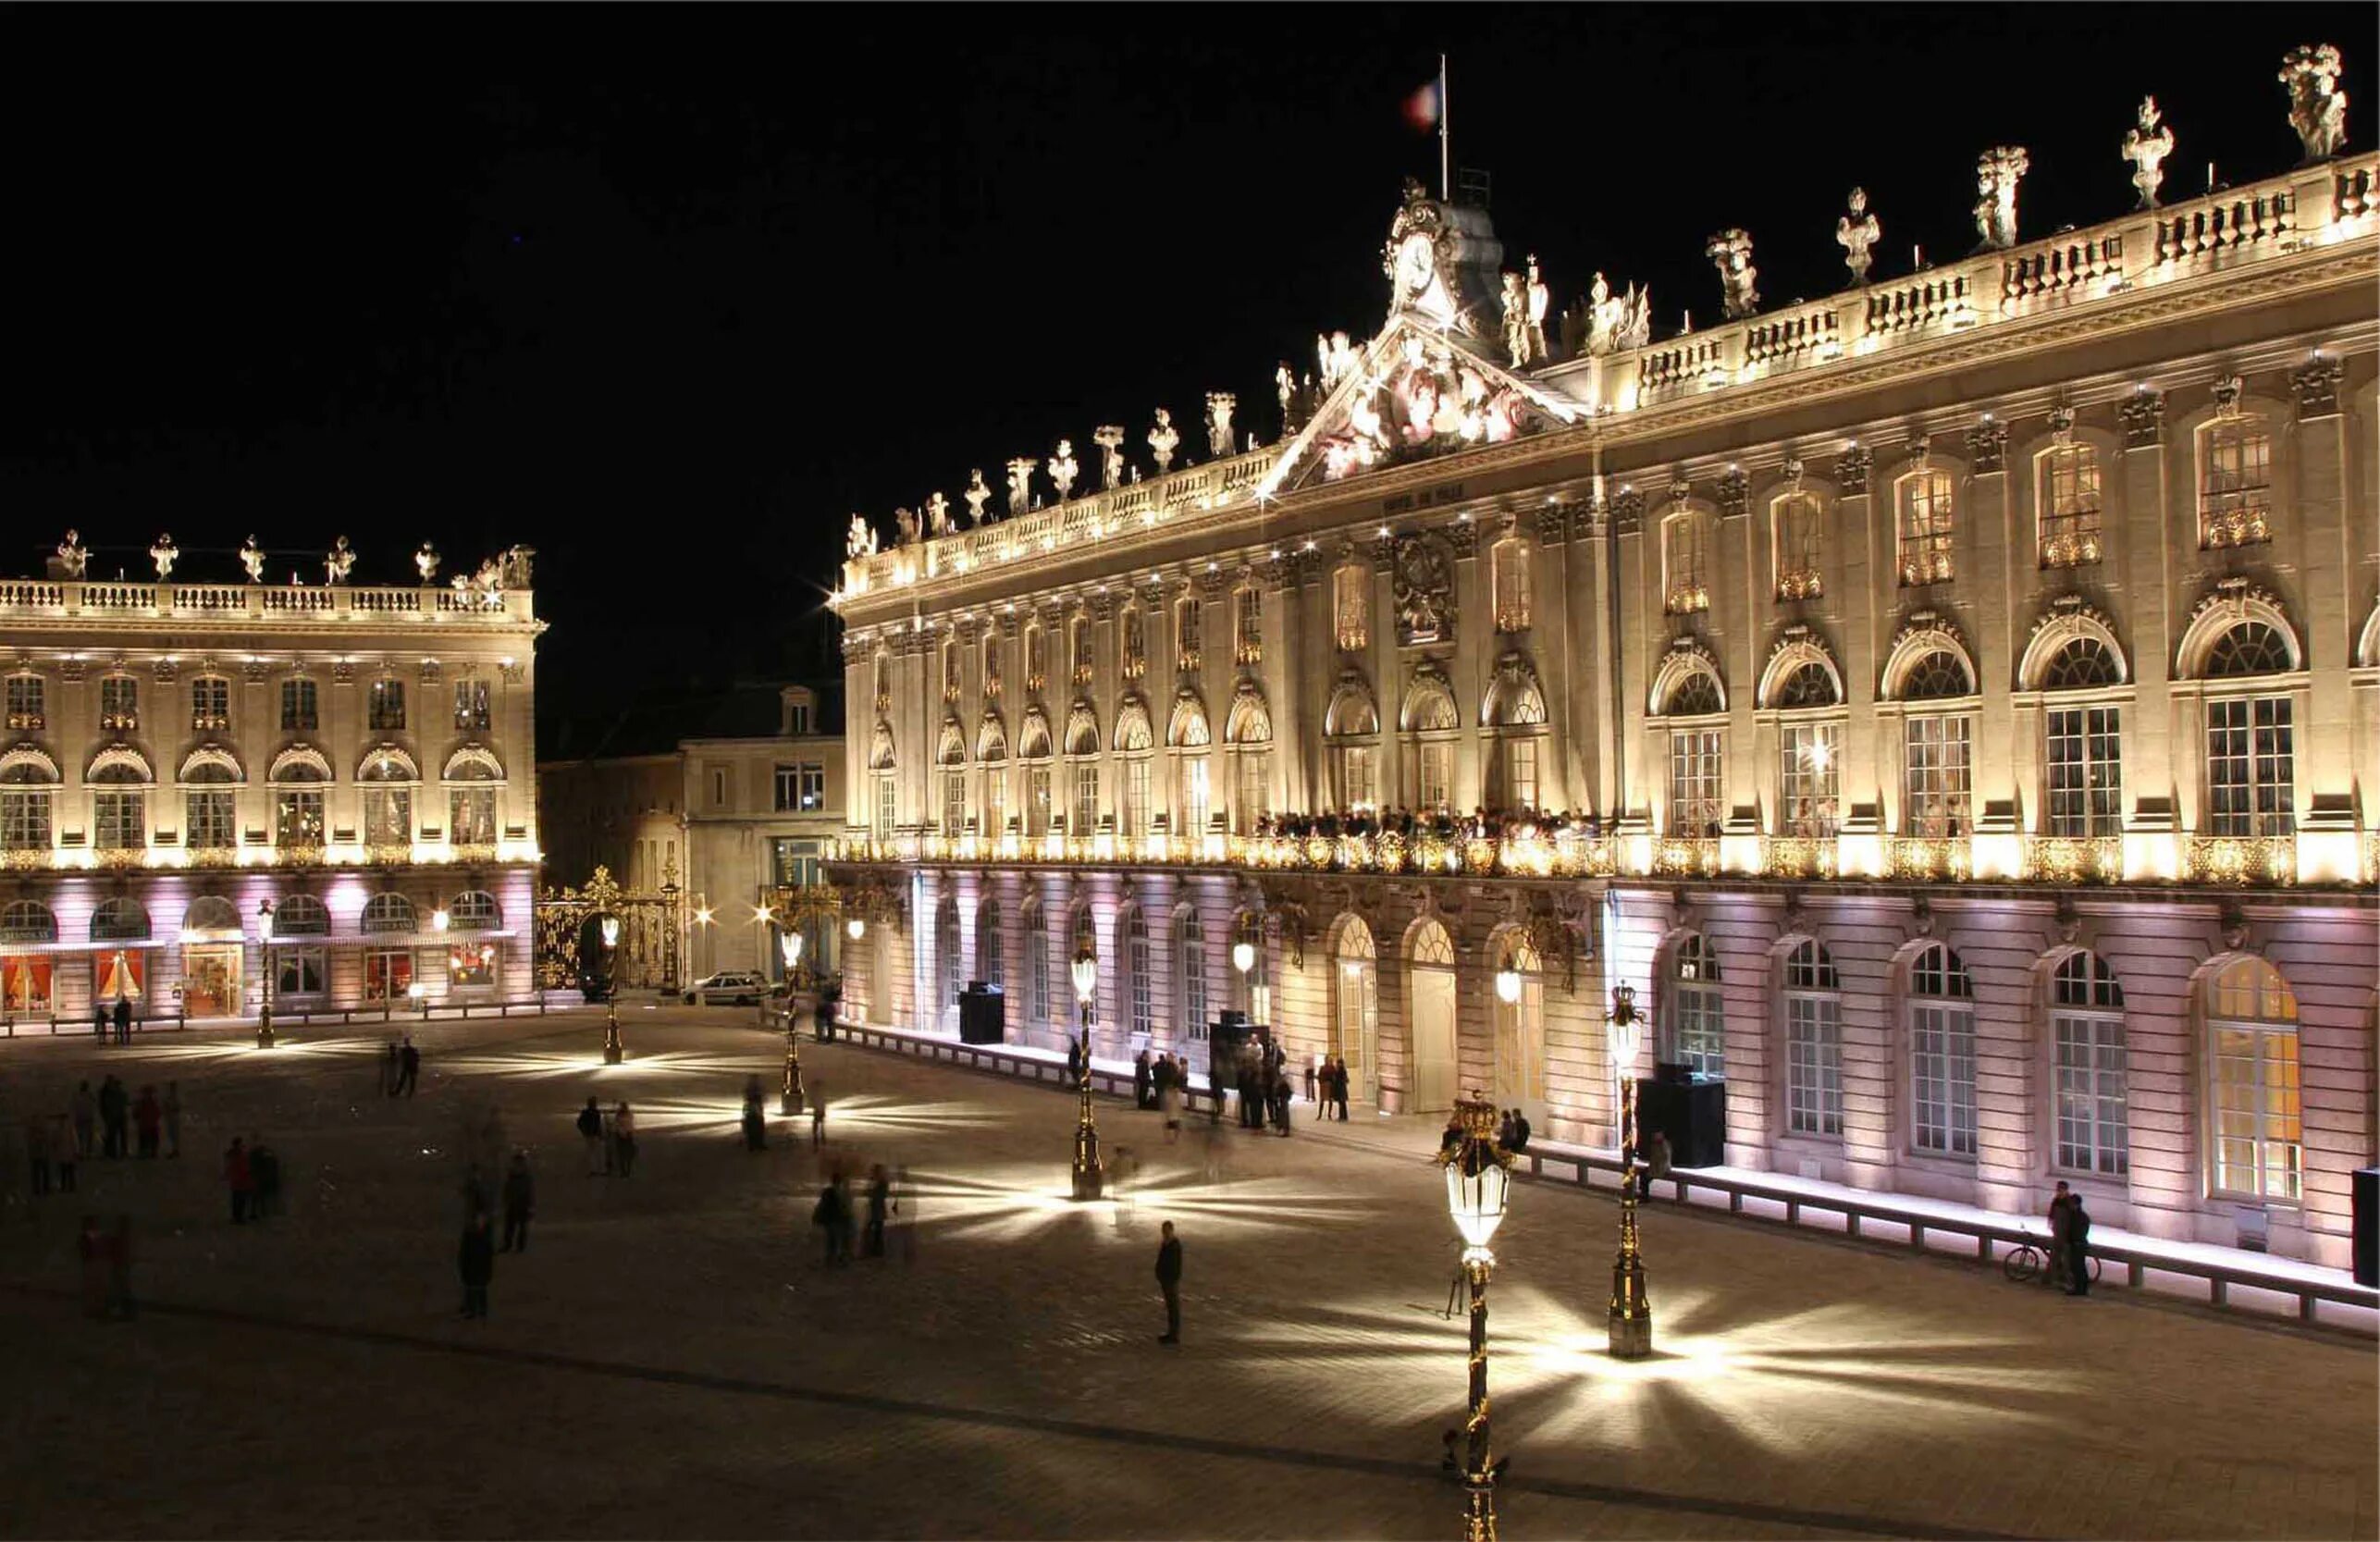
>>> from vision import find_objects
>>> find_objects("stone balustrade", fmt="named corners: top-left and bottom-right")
top-left (0, 578), bottom-right (533, 624)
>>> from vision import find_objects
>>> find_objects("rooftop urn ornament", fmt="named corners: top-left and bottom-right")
top-left (1004, 458), bottom-right (1035, 518)
top-left (2122, 96), bottom-right (2177, 209)
top-left (1705, 228), bottom-right (1760, 319)
top-left (1524, 253), bottom-right (1551, 361)
top-left (413, 542), bottom-right (439, 585)
top-left (2280, 44), bottom-right (2349, 162)
top-left (1972, 145), bottom-right (2030, 252)
top-left (1092, 426), bottom-right (1126, 491)
top-left (1836, 188), bottom-right (1881, 286)
top-left (241, 535), bottom-right (269, 584)
top-left (1046, 440), bottom-right (1079, 500)
top-left (845, 514), bottom-right (877, 560)
top-left (324, 536), bottom-right (357, 586)
top-left (926, 491), bottom-right (953, 537)
top-left (55, 529), bottom-right (88, 579)
top-left (963, 468), bottom-right (993, 526)
top-left (1148, 408), bottom-right (1179, 474)
top-left (147, 533), bottom-right (179, 581)
top-left (1204, 393), bottom-right (1236, 460)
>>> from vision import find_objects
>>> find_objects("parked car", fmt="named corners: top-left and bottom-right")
top-left (686, 971), bottom-right (767, 1006)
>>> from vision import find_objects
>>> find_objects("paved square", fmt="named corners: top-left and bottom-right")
top-left (2, 1007), bottom-right (2372, 1539)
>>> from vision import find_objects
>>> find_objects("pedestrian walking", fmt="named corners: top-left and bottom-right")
top-left (458, 1213), bottom-right (495, 1318)
top-left (460, 1162), bottom-right (492, 1227)
top-left (133, 1087), bottom-right (161, 1159)
top-left (811, 1175), bottom-right (848, 1267)
top-left (742, 1075), bottom-right (768, 1152)
top-left (53, 1115), bottom-right (78, 1192)
top-left (2044, 1181), bottom-right (2075, 1289)
top-left (113, 995), bottom-right (132, 1045)
top-left (92, 1002), bottom-right (108, 1042)
top-left (809, 1089), bottom-right (826, 1149)
top-left (162, 1081), bottom-right (182, 1158)
top-left (396, 1035), bottom-right (421, 1097)
top-left (611, 1103), bottom-right (637, 1177)
top-left (577, 1097), bottom-right (607, 1176)
top-left (70, 1081), bottom-right (94, 1160)
top-left (1305, 1056), bottom-right (1320, 1115)
top-left (1332, 1057), bottom-right (1350, 1121)
top-left (2064, 1190), bottom-right (2093, 1298)
top-left (27, 1116), bottom-right (53, 1196)
top-left (1066, 1036), bottom-right (1085, 1089)
top-left (1153, 1220), bottom-right (1183, 1344)
top-left (1133, 1049), bottom-right (1153, 1111)
top-left (102, 1077), bottom-right (131, 1159)
top-left (224, 1137), bottom-right (253, 1224)
top-left (863, 1165), bottom-right (890, 1258)
top-left (499, 1150), bottom-right (534, 1252)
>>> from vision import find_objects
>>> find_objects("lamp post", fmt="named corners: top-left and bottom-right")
top-left (1606, 981), bottom-right (1652, 1359)
top-left (1442, 1095), bottom-right (1511, 1542)
top-left (254, 900), bottom-right (277, 1049)
top-left (599, 913), bottom-right (624, 1065)
top-left (1069, 951), bottom-right (1103, 1201)
top-left (778, 930), bottom-right (807, 1116)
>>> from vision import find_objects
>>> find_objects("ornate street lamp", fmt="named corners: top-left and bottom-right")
top-left (599, 913), bottom-right (625, 1065)
top-left (254, 900), bottom-right (277, 1049)
top-left (1606, 981), bottom-right (1652, 1359)
top-left (1069, 951), bottom-right (1104, 1201)
top-left (1442, 1095), bottom-right (1511, 1542)
top-left (778, 930), bottom-right (807, 1116)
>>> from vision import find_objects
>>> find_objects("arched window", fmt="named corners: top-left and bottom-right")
top-left (1326, 676), bottom-right (1379, 812)
top-left (2203, 622), bottom-right (2297, 838)
top-left (1021, 899), bottom-right (1049, 1030)
top-left (182, 896), bottom-right (241, 937)
top-left (1896, 468), bottom-right (1955, 586)
top-left (2198, 413), bottom-right (2272, 549)
top-left (91, 897), bottom-right (151, 943)
top-left (974, 898), bottom-right (1004, 991)
top-left (2051, 952), bottom-right (2127, 1178)
top-left (1065, 705), bottom-right (1100, 835)
top-left (937, 722), bottom-right (968, 836)
top-left (2203, 622), bottom-right (2294, 678)
top-left (1176, 908), bottom-right (1209, 1042)
top-left (1662, 510), bottom-right (1710, 615)
top-left (2041, 636), bottom-right (2122, 690)
top-left (0, 899), bottom-right (58, 944)
top-left (1896, 648), bottom-right (1975, 838)
top-left (362, 893), bottom-right (416, 935)
top-left (2207, 957), bottom-right (2300, 1201)
top-left (1332, 917), bottom-right (1378, 1100)
top-left (0, 748), bottom-right (55, 852)
top-left (450, 891), bottom-right (500, 930)
top-left (1666, 934), bottom-right (1725, 1078)
top-left (273, 894), bottom-right (330, 936)
top-left (1770, 660), bottom-right (1840, 709)
top-left (1334, 562), bottom-right (1369, 652)
top-left (1123, 907), bottom-right (1153, 1046)
top-left (89, 748), bottom-right (152, 854)
top-left (359, 746), bottom-right (416, 849)
top-left (1783, 940), bottom-right (1842, 1137)
top-left (1907, 944), bottom-right (1976, 1157)
top-left (1492, 537), bottom-right (1532, 633)
top-left (1226, 686), bottom-right (1272, 836)
top-left (1772, 492), bottom-right (1824, 599)
top-left (935, 896), bottom-right (962, 1033)
top-left (2038, 442), bottom-right (2103, 568)
top-left (1663, 669), bottom-right (1723, 719)
top-left (1401, 672), bottom-right (1461, 813)
top-left (442, 746), bottom-right (502, 852)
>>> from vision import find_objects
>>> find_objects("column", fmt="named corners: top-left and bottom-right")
top-left (1967, 419), bottom-right (2017, 835)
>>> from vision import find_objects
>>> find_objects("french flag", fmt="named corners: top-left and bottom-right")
top-left (1404, 72), bottom-right (1442, 132)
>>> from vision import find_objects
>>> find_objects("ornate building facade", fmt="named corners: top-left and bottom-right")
top-left (830, 79), bottom-right (2378, 1265)
top-left (0, 541), bottom-right (543, 1020)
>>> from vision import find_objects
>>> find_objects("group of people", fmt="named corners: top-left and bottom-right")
top-left (31, 1079), bottom-right (183, 1195)
top-left (378, 1036), bottom-right (423, 1097)
top-left (221, 1134), bottom-right (284, 1223)
top-left (90, 996), bottom-right (139, 1044)
top-left (810, 1163), bottom-right (910, 1266)
top-left (1252, 805), bottom-right (1609, 846)
top-left (1496, 1106), bottom-right (1534, 1153)
top-left (1302, 1056), bottom-right (1353, 1121)
top-left (2045, 1180), bottom-right (2094, 1297)
top-left (575, 1096), bottom-right (638, 1176)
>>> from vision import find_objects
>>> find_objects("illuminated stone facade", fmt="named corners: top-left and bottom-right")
top-left (0, 556), bottom-right (543, 1019)
top-left (831, 123), bottom-right (2380, 1264)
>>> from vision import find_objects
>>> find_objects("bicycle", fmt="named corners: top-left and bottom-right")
top-left (2003, 1232), bottom-right (2103, 1287)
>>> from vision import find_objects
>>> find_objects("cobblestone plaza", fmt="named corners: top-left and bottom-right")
top-left (2, 1009), bottom-right (2371, 1539)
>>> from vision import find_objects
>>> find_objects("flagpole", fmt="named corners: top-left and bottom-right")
top-left (1438, 54), bottom-right (1449, 202)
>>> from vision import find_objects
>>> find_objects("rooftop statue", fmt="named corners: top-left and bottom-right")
top-left (1274, 363), bottom-right (1296, 426)
top-left (1836, 188), bottom-right (1881, 286)
top-left (1316, 330), bottom-right (1355, 389)
top-left (2280, 43), bottom-right (2349, 162)
top-left (1092, 426), bottom-right (1126, 491)
top-left (964, 468), bottom-right (993, 525)
top-left (1499, 271), bottom-right (1537, 367)
top-left (1046, 441), bottom-right (1078, 501)
top-left (242, 535), bottom-right (268, 584)
top-left (1972, 145), bottom-right (2029, 252)
top-left (2122, 97), bottom-right (2177, 209)
top-left (1148, 408), bottom-right (1179, 475)
top-left (845, 514), bottom-right (878, 560)
top-left (894, 505), bottom-right (920, 547)
top-left (414, 542), bottom-right (438, 585)
top-left (1005, 458), bottom-right (1036, 518)
top-left (325, 535), bottom-right (357, 586)
top-left (1205, 394), bottom-right (1236, 460)
top-left (474, 556), bottom-right (503, 593)
top-left (56, 529), bottom-right (88, 579)
top-left (498, 545), bottom-right (536, 588)
top-left (1705, 228), bottom-right (1760, 320)
top-left (1523, 254), bottom-right (1550, 362)
top-left (926, 491), bottom-right (954, 536)
top-left (148, 533), bottom-right (179, 581)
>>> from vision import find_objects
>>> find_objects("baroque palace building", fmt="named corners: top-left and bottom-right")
top-left (830, 57), bottom-right (2379, 1266)
top-left (0, 538), bottom-right (543, 1022)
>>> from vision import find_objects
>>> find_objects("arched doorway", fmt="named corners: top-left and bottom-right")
top-left (1405, 918), bottom-right (1459, 1114)
top-left (1332, 916), bottom-right (1380, 1104)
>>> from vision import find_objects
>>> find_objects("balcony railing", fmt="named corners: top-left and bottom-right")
top-left (1889, 837), bottom-right (1972, 882)
top-left (1651, 837), bottom-right (1721, 878)
top-left (1759, 836), bottom-right (1840, 880)
top-left (2021, 836), bottom-right (2124, 884)
top-left (2185, 834), bottom-right (2297, 886)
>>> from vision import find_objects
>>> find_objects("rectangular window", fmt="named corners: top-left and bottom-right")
top-left (1334, 567), bottom-right (1368, 652)
top-left (2213, 1027), bottom-right (2300, 1201)
top-left (1338, 745), bottom-right (1375, 811)
top-left (1122, 609), bottom-right (1147, 680)
top-left (1664, 515), bottom-right (1710, 615)
top-left (1772, 494), bottom-right (1824, 600)
top-left (1071, 620), bottom-right (1093, 687)
top-left (771, 838), bottom-right (821, 889)
top-left (774, 765), bottom-right (800, 812)
top-left (1779, 722), bottom-right (1841, 836)
top-left (1178, 757), bottom-right (1210, 835)
top-left (796, 764), bottom-right (824, 810)
top-left (3, 789), bottom-right (52, 849)
top-left (788, 702), bottom-right (812, 734)
top-left (1902, 715), bottom-right (1972, 837)
top-left (2206, 697), bottom-right (2294, 836)
top-left (982, 637), bottom-right (1003, 699)
top-left (6, 675), bottom-right (44, 731)
top-left (368, 679), bottom-right (407, 731)
top-left (364, 949), bottom-right (414, 1003)
top-left (276, 945), bottom-right (327, 997)
top-left (93, 791), bottom-right (143, 851)
top-left (1418, 742), bottom-right (1453, 812)
top-left (1910, 1004), bottom-right (1977, 1156)
top-left (1025, 628), bottom-right (1046, 694)
top-left (2200, 421), bottom-right (2272, 549)
top-left (1027, 766), bottom-right (1051, 836)
top-left (453, 680), bottom-right (490, 732)
top-left (983, 769), bottom-right (1007, 836)
top-left (2039, 446), bottom-right (2103, 567)
top-left (1234, 589), bottom-right (1262, 665)
top-left (2054, 1016), bottom-right (2129, 1176)
top-left (450, 788), bottom-right (497, 846)
top-left (190, 676), bottom-right (228, 732)
top-left (1233, 751), bottom-right (1268, 835)
top-left (1897, 471), bottom-right (1955, 586)
top-left (1123, 759), bottom-right (1150, 835)
top-left (276, 790), bottom-right (326, 848)
top-left (2045, 707), bottom-right (2122, 837)
top-left (1128, 929), bottom-right (1153, 1042)
top-left (1493, 542), bottom-right (1532, 633)
top-left (1179, 923), bottom-right (1208, 1041)
top-left (99, 676), bottom-right (138, 733)
top-left (363, 788), bottom-right (412, 847)
top-left (1668, 729), bottom-right (1724, 837)
top-left (1027, 924), bottom-right (1049, 1028)
top-left (873, 774), bottom-right (896, 840)
top-left (280, 679), bottom-right (317, 732)
top-left (1070, 762), bottom-right (1098, 833)
top-left (1672, 981), bottom-right (1725, 1079)
top-left (186, 791), bottom-right (234, 852)
top-left (1504, 737), bottom-right (1538, 811)
top-left (1786, 994), bottom-right (1843, 1136)
top-left (942, 770), bottom-right (966, 834)
top-left (1178, 599), bottom-right (1202, 672)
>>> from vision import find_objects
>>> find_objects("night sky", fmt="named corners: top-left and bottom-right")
top-left (5, 8), bottom-right (2365, 746)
